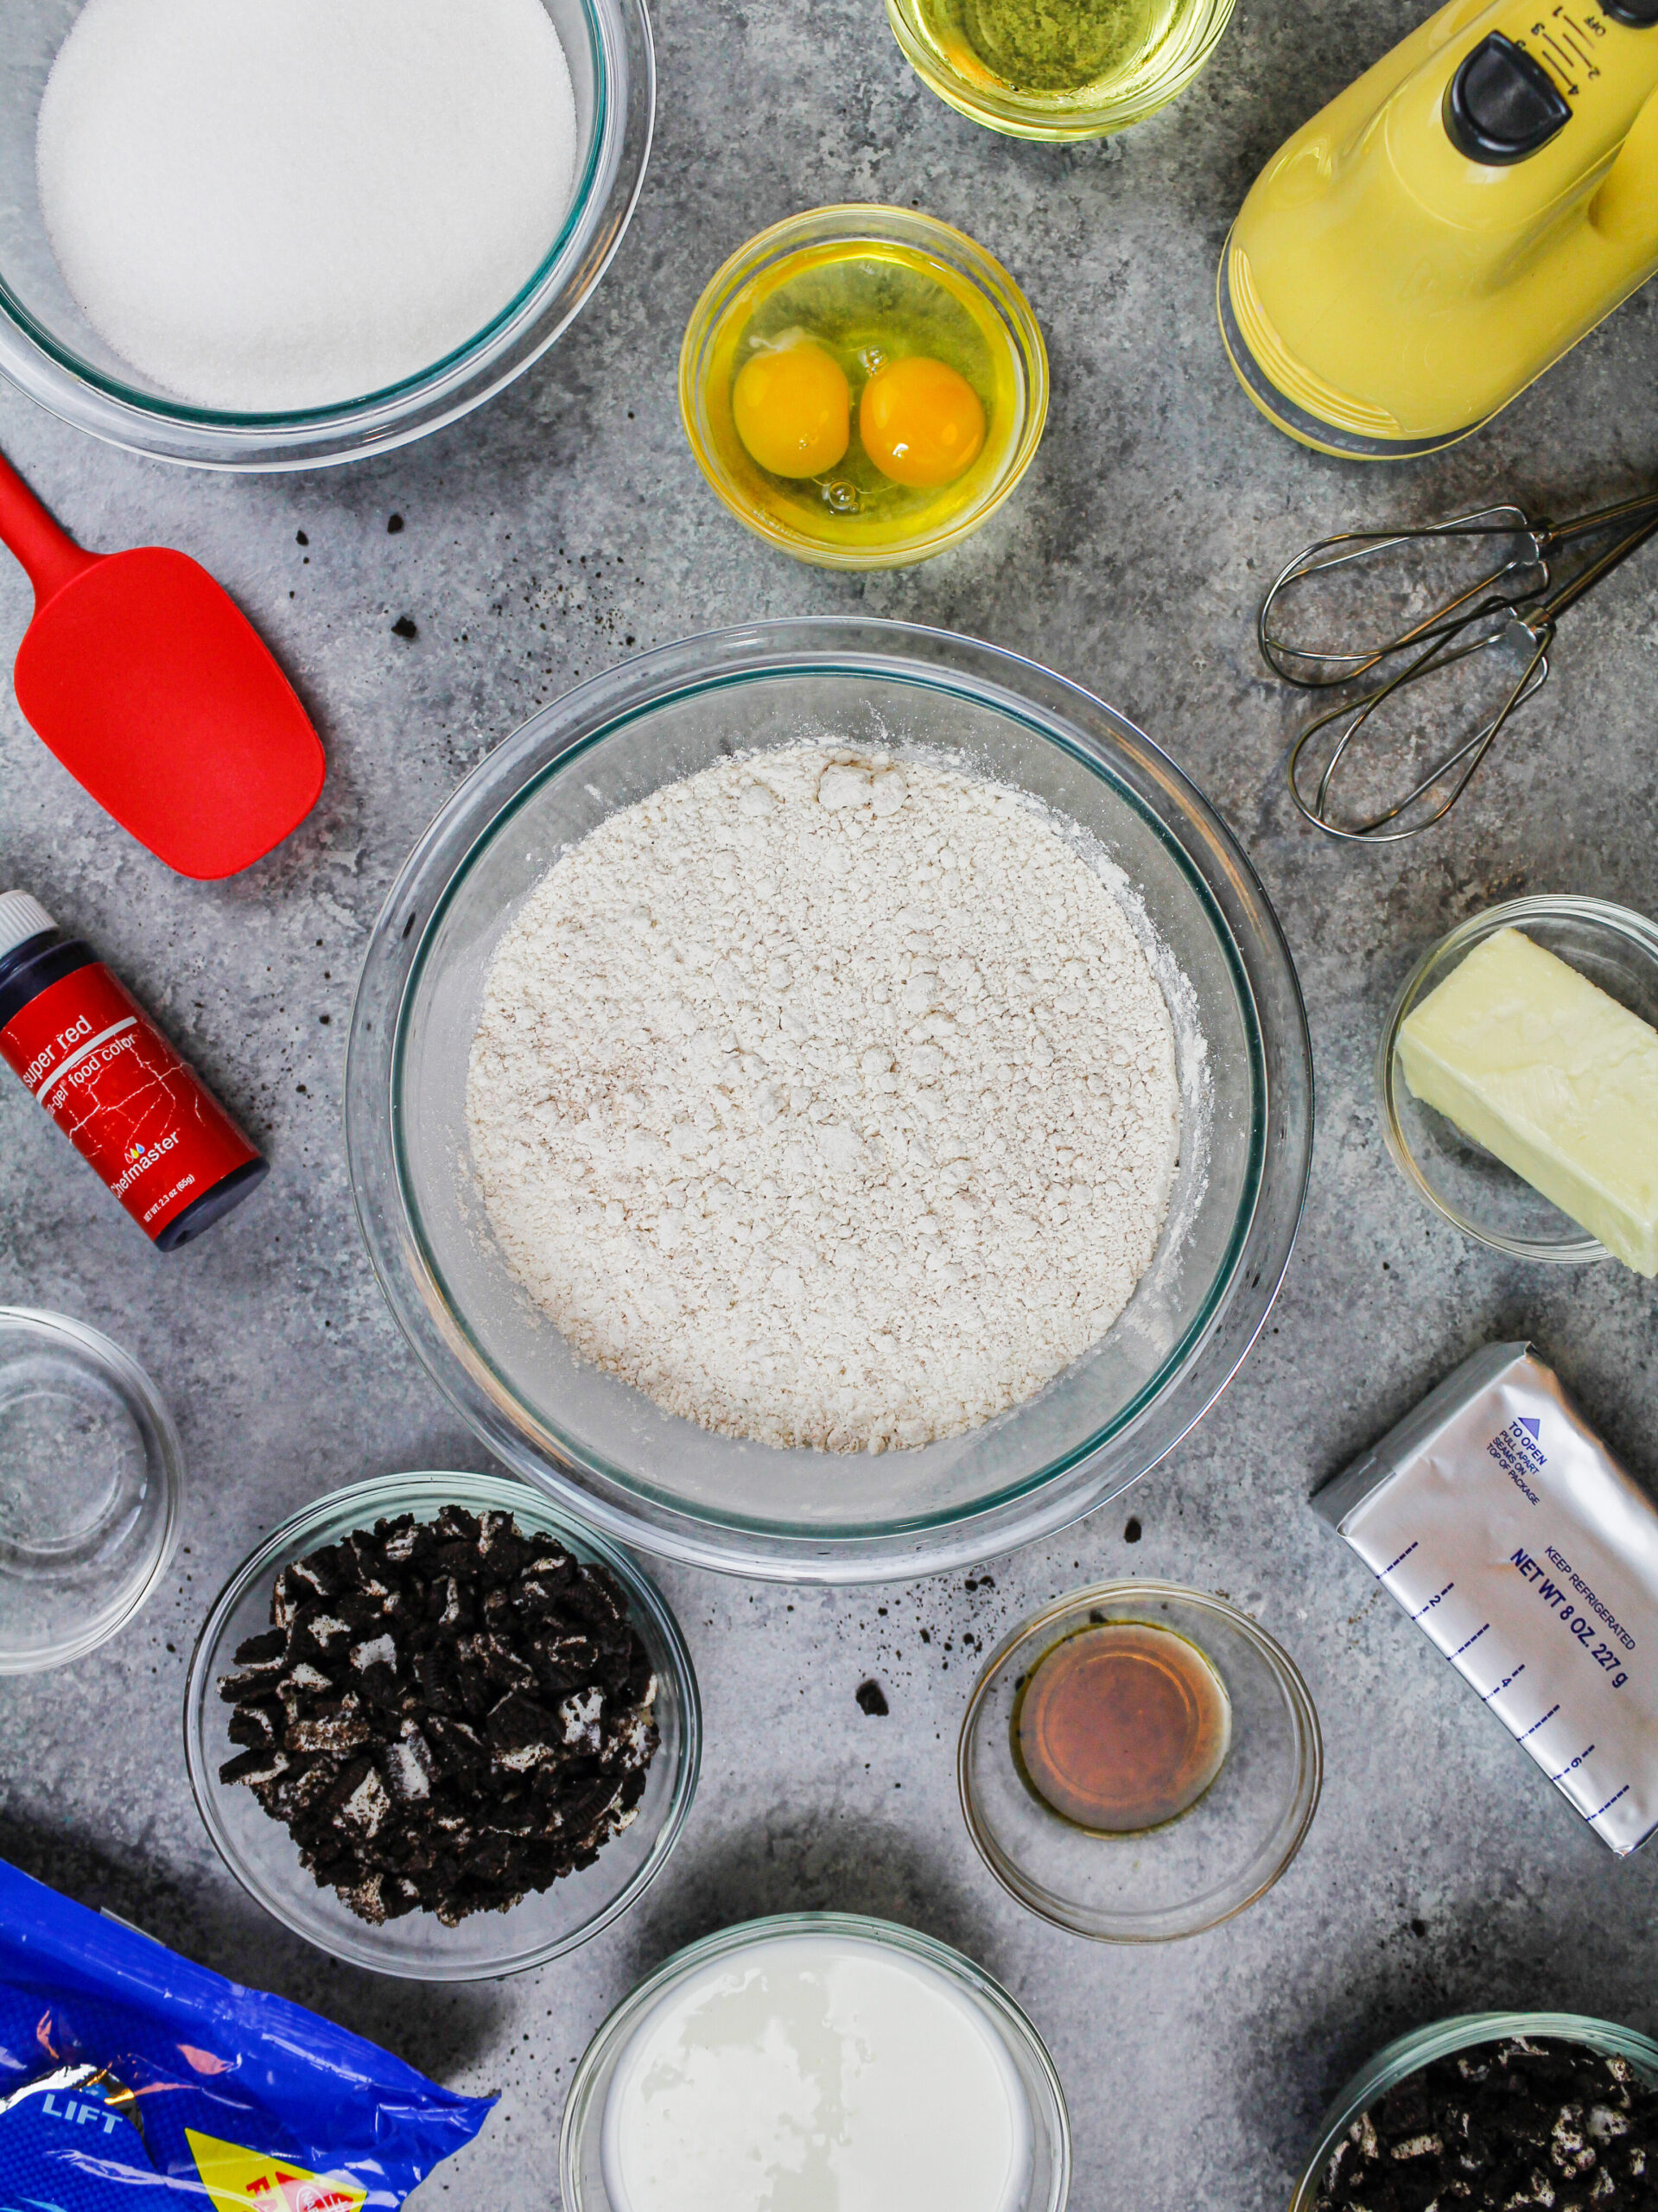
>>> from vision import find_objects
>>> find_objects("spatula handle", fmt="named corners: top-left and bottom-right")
top-left (0, 448), bottom-right (98, 609)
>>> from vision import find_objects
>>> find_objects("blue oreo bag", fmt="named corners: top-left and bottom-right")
top-left (0, 1859), bottom-right (492, 2211)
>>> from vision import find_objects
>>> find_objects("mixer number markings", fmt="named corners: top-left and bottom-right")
top-left (1521, 6), bottom-right (1604, 98)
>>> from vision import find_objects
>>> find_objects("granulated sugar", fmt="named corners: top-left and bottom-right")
top-left (467, 746), bottom-right (1182, 1455)
top-left (36, 0), bottom-right (577, 411)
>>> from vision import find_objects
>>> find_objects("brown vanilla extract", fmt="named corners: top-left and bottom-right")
top-left (1013, 1618), bottom-right (1231, 1833)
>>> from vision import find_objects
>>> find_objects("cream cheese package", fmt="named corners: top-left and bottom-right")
top-left (1315, 1342), bottom-right (1658, 1854)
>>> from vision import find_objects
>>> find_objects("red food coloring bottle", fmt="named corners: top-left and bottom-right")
top-left (0, 889), bottom-right (267, 1249)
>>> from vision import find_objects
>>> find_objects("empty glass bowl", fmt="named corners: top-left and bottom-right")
top-left (1378, 896), bottom-right (1658, 1266)
top-left (1287, 2013), bottom-right (1658, 2211)
top-left (560, 1912), bottom-right (1071, 2212)
top-left (679, 206), bottom-right (1047, 568)
top-left (959, 1580), bottom-right (1322, 1940)
top-left (0, 0), bottom-right (652, 467)
top-left (886, 0), bottom-right (1236, 140)
top-left (0, 1306), bottom-right (182, 1674)
top-left (346, 619), bottom-right (1312, 1582)
top-left (183, 1470), bottom-right (700, 1979)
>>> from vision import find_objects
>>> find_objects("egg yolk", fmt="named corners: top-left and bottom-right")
top-left (859, 356), bottom-right (987, 489)
top-left (732, 342), bottom-right (851, 478)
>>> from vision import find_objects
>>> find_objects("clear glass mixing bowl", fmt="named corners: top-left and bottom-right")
top-left (959, 1580), bottom-right (1322, 1942)
top-left (0, 0), bottom-right (652, 468)
top-left (346, 619), bottom-right (1312, 1581)
top-left (184, 1470), bottom-right (700, 1980)
top-left (0, 1306), bottom-right (182, 1674)
top-left (886, 0), bottom-right (1236, 141)
top-left (1286, 2013), bottom-right (1658, 2212)
top-left (1377, 895), bottom-right (1658, 1266)
top-left (559, 1912), bottom-right (1071, 2212)
top-left (679, 205), bottom-right (1048, 569)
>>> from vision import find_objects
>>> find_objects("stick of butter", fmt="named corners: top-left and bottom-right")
top-left (1397, 926), bottom-right (1658, 1274)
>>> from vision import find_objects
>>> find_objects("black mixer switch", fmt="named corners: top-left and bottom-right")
top-left (1444, 33), bottom-right (1572, 162)
top-left (1604, 0), bottom-right (1658, 23)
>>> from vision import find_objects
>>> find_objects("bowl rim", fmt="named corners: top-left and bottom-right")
top-left (677, 201), bottom-right (1050, 569)
top-left (882, 0), bottom-right (1238, 141)
top-left (1286, 2012), bottom-right (1658, 2212)
top-left (0, 0), bottom-right (654, 470)
top-left (181, 1467), bottom-right (702, 1980)
top-left (0, 1304), bottom-right (184, 1675)
top-left (958, 1577), bottom-right (1323, 1942)
top-left (346, 616), bottom-right (1313, 1583)
top-left (1376, 893), bottom-right (1658, 1267)
top-left (556, 1908), bottom-right (1072, 2212)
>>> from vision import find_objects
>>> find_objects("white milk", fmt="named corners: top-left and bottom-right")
top-left (600, 1932), bottom-right (1032, 2212)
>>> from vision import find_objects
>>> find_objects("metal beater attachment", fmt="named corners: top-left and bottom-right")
top-left (1259, 492), bottom-right (1658, 842)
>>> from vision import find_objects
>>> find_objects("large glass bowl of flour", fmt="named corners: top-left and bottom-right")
top-left (347, 619), bottom-right (1312, 1581)
top-left (0, 0), bottom-right (651, 468)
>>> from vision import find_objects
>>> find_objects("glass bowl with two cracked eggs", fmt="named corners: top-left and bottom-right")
top-left (346, 617), bottom-right (1312, 1583)
top-left (679, 206), bottom-right (1048, 567)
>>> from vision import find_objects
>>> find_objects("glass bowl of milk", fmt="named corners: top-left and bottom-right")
top-left (561, 1912), bottom-right (1071, 2212)
top-left (0, 0), bottom-right (653, 468)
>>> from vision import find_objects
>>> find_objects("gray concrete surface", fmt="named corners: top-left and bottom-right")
top-left (3, 0), bottom-right (1658, 2203)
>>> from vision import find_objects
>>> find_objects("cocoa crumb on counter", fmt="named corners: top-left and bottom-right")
top-left (219, 1505), bottom-right (658, 1927)
top-left (1315, 2037), bottom-right (1658, 2211)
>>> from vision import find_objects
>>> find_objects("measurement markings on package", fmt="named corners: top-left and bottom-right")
top-left (1317, 1344), bottom-right (1658, 1855)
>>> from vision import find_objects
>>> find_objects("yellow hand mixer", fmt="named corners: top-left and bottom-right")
top-left (1220, 0), bottom-right (1658, 458)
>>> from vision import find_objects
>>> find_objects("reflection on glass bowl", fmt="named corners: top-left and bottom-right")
top-left (346, 618), bottom-right (1312, 1582)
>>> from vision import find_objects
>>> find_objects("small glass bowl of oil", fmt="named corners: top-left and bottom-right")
top-left (959, 1580), bottom-right (1322, 1941)
top-left (886, 0), bottom-right (1236, 140)
top-left (679, 205), bottom-right (1046, 569)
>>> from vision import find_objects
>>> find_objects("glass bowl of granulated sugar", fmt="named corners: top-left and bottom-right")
top-left (0, 0), bottom-right (652, 468)
top-left (347, 618), bottom-right (1313, 1583)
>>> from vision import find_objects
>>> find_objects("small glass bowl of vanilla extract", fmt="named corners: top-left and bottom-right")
top-left (959, 1580), bottom-right (1322, 1942)
top-left (678, 205), bottom-right (1047, 569)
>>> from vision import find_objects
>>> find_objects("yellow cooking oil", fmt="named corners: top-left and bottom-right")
top-left (925, 0), bottom-right (1179, 98)
top-left (701, 238), bottom-right (1022, 560)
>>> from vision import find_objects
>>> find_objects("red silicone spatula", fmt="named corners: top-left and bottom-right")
top-left (0, 447), bottom-right (325, 880)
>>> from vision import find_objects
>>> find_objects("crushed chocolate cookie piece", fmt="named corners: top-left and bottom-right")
top-left (219, 1505), bottom-right (659, 1927)
top-left (1315, 2038), bottom-right (1658, 2212)
top-left (855, 1679), bottom-right (890, 1717)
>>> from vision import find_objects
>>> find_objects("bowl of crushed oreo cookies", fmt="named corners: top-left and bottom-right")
top-left (184, 1471), bottom-right (700, 1978)
top-left (1290, 2013), bottom-right (1658, 2212)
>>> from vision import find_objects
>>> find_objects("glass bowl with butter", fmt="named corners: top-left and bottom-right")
top-left (1379, 897), bottom-right (1658, 1269)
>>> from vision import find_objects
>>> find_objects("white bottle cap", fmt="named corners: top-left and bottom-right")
top-left (0, 891), bottom-right (58, 963)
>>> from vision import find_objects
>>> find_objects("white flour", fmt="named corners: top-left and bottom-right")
top-left (467, 745), bottom-right (1181, 1453)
